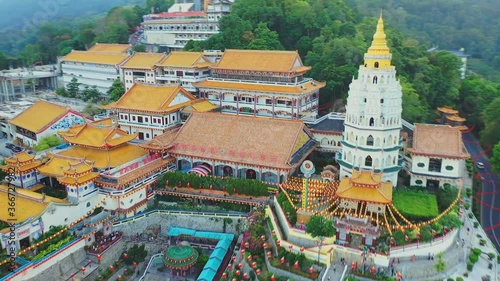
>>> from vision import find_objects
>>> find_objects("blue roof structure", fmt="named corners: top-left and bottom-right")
top-left (167, 227), bottom-right (234, 281)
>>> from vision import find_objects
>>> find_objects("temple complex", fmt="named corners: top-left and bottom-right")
top-left (140, 112), bottom-right (318, 183)
top-left (194, 49), bottom-right (325, 120)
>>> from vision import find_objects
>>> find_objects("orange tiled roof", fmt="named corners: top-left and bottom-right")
top-left (408, 124), bottom-right (470, 158)
top-left (121, 52), bottom-right (166, 69)
top-left (87, 43), bottom-right (131, 53)
top-left (0, 185), bottom-right (48, 222)
top-left (58, 172), bottom-right (99, 186)
top-left (446, 115), bottom-right (466, 122)
top-left (194, 80), bottom-right (325, 94)
top-left (336, 169), bottom-right (392, 204)
top-left (58, 119), bottom-right (137, 148)
top-left (58, 144), bottom-right (147, 169)
top-left (9, 100), bottom-right (72, 133)
top-left (62, 50), bottom-right (129, 65)
top-left (2, 152), bottom-right (42, 173)
top-left (212, 49), bottom-right (311, 73)
top-left (436, 106), bottom-right (458, 114)
top-left (140, 112), bottom-right (315, 169)
top-left (181, 99), bottom-right (218, 113)
top-left (38, 153), bottom-right (92, 177)
top-left (109, 83), bottom-right (197, 112)
top-left (5, 151), bottom-right (35, 164)
top-left (157, 51), bottom-right (212, 68)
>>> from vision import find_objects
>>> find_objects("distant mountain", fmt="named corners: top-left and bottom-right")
top-left (0, 0), bottom-right (143, 30)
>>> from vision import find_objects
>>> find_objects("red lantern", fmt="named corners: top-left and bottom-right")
top-left (244, 242), bottom-right (249, 248)
top-left (133, 261), bottom-right (138, 268)
top-left (266, 251), bottom-right (272, 258)
top-left (240, 249), bottom-right (245, 255)
top-left (417, 232), bottom-right (422, 238)
top-left (238, 263), bottom-right (243, 269)
top-left (243, 273), bottom-right (248, 280)
top-left (309, 266), bottom-right (314, 274)
top-left (256, 269), bottom-right (261, 275)
top-left (390, 237), bottom-right (395, 245)
top-left (405, 235), bottom-right (409, 242)
top-left (235, 270), bottom-right (241, 276)
top-left (276, 240), bottom-right (280, 246)
top-left (117, 276), bottom-right (122, 281)
top-left (247, 255), bottom-right (252, 261)
top-left (294, 261), bottom-right (299, 269)
top-left (271, 275), bottom-right (276, 281)
top-left (371, 266), bottom-right (376, 277)
top-left (123, 253), bottom-right (128, 259)
top-left (252, 261), bottom-right (257, 268)
top-left (227, 264), bottom-right (232, 270)
top-left (288, 244), bottom-right (293, 250)
top-left (300, 247), bottom-right (304, 252)
top-left (263, 243), bottom-right (267, 248)
top-left (271, 230), bottom-right (276, 235)
top-left (280, 257), bottom-right (285, 264)
top-left (260, 235), bottom-right (265, 241)
top-left (222, 272), bottom-right (227, 279)
top-left (232, 256), bottom-right (236, 261)
top-left (81, 267), bottom-right (86, 274)
top-left (109, 265), bottom-right (114, 271)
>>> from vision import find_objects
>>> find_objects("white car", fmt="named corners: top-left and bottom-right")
top-left (476, 162), bottom-right (485, 169)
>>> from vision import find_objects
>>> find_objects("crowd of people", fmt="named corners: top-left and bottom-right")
top-left (88, 231), bottom-right (122, 254)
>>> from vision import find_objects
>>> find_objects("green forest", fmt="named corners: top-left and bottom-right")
top-left (0, 0), bottom-right (499, 149)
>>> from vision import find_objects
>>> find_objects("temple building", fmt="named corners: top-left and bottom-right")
top-left (106, 83), bottom-right (217, 140)
top-left (436, 106), bottom-right (468, 131)
top-left (154, 51), bottom-right (213, 93)
top-left (8, 100), bottom-right (86, 146)
top-left (407, 124), bottom-right (469, 188)
top-left (140, 112), bottom-right (318, 183)
top-left (60, 43), bottom-right (131, 93)
top-left (194, 49), bottom-right (326, 120)
top-left (121, 52), bottom-right (167, 91)
top-left (1, 152), bottom-right (42, 189)
top-left (336, 16), bottom-right (404, 186)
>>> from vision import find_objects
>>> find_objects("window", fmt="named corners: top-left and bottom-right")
top-left (367, 135), bottom-right (374, 146)
top-left (172, 116), bottom-right (176, 121)
top-left (374, 62), bottom-right (379, 68)
top-left (445, 165), bottom-right (454, 171)
top-left (86, 202), bottom-right (91, 207)
top-left (84, 186), bottom-right (88, 190)
top-left (137, 116), bottom-right (143, 123)
top-left (132, 116), bottom-right (136, 121)
top-left (417, 163), bottom-right (425, 168)
top-left (364, 98), bottom-right (367, 103)
top-left (369, 117), bottom-right (374, 126)
top-left (415, 180), bottom-right (423, 185)
top-left (380, 99), bottom-right (384, 103)
top-left (146, 133), bottom-right (150, 138)
top-left (373, 76), bottom-right (378, 84)
top-left (428, 158), bottom-right (442, 172)
top-left (365, 156), bottom-right (373, 166)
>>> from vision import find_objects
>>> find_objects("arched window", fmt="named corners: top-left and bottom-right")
top-left (365, 156), bottom-right (373, 167)
top-left (374, 62), bottom-right (379, 68)
top-left (373, 76), bottom-right (378, 84)
top-left (369, 117), bottom-right (375, 126)
top-left (380, 98), bottom-right (384, 103)
top-left (364, 98), bottom-right (367, 103)
top-left (367, 135), bottom-right (374, 146)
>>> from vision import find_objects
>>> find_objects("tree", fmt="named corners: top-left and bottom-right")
top-left (305, 215), bottom-right (336, 238)
top-left (480, 97), bottom-right (500, 146)
top-left (490, 142), bottom-right (500, 173)
top-left (66, 78), bottom-right (81, 98)
top-left (247, 22), bottom-right (283, 50)
top-left (83, 104), bottom-right (105, 118)
top-left (434, 252), bottom-right (447, 277)
top-left (81, 85), bottom-right (102, 102)
top-left (55, 87), bottom-right (67, 97)
top-left (133, 44), bottom-right (146, 52)
top-left (107, 78), bottom-right (125, 101)
top-left (0, 52), bottom-right (8, 70)
top-left (436, 184), bottom-right (459, 213)
top-left (401, 78), bottom-right (429, 123)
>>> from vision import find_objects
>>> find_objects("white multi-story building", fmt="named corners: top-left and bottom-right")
top-left (155, 51), bottom-right (213, 93)
top-left (121, 52), bottom-right (167, 91)
top-left (60, 44), bottom-right (131, 93)
top-left (142, 0), bottom-right (233, 52)
top-left (337, 16), bottom-right (404, 186)
top-left (408, 124), bottom-right (469, 188)
top-left (194, 49), bottom-right (325, 120)
top-left (108, 83), bottom-right (217, 140)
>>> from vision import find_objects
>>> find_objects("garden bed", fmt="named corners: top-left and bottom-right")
top-left (392, 191), bottom-right (438, 220)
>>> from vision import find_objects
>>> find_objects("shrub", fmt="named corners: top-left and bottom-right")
top-left (468, 213), bottom-right (473, 218)
top-left (479, 239), bottom-right (486, 246)
top-left (469, 254), bottom-right (479, 263)
top-left (456, 277), bottom-right (464, 281)
top-left (487, 252), bottom-right (495, 260)
top-left (466, 262), bottom-right (474, 271)
top-left (474, 221), bottom-right (479, 228)
top-left (473, 248), bottom-right (482, 256)
top-left (463, 272), bottom-right (468, 277)
top-left (465, 188), bottom-right (472, 197)
top-left (447, 278), bottom-right (454, 281)
top-left (463, 202), bottom-right (470, 210)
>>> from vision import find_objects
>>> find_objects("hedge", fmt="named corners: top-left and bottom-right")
top-left (392, 191), bottom-right (438, 220)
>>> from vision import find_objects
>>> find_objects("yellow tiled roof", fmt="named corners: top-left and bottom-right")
top-left (5, 152), bottom-right (35, 164)
top-left (2, 161), bottom-right (42, 173)
top-left (58, 121), bottom-right (138, 148)
top-left (58, 145), bottom-right (147, 169)
top-left (157, 51), bottom-right (212, 68)
top-left (9, 100), bottom-right (71, 133)
top-left (3, 152), bottom-right (42, 173)
top-left (38, 153), bottom-right (91, 177)
top-left (213, 49), bottom-right (311, 73)
top-left (436, 106), bottom-right (458, 114)
top-left (182, 99), bottom-right (218, 113)
top-left (194, 80), bottom-right (325, 94)
top-left (87, 43), bottom-right (131, 53)
top-left (408, 124), bottom-right (470, 158)
top-left (0, 185), bottom-right (58, 222)
top-left (336, 170), bottom-right (392, 204)
top-left (121, 52), bottom-right (166, 69)
top-left (110, 83), bottom-right (196, 112)
top-left (62, 50), bottom-right (129, 65)
top-left (58, 172), bottom-right (100, 185)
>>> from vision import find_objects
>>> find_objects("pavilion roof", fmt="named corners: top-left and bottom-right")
top-left (156, 51), bottom-right (212, 68)
top-left (5, 151), bottom-right (35, 164)
top-left (140, 112), bottom-right (317, 169)
top-left (212, 49), bottom-right (311, 73)
top-left (446, 114), bottom-right (466, 122)
top-left (38, 153), bottom-right (94, 178)
top-left (9, 100), bottom-right (74, 133)
top-left (181, 99), bottom-right (219, 113)
top-left (408, 124), bottom-right (470, 158)
top-left (336, 169), bottom-right (392, 204)
top-left (2, 152), bottom-right (42, 173)
top-left (436, 106), bottom-right (458, 114)
top-left (121, 52), bottom-right (166, 69)
top-left (62, 50), bottom-right (129, 65)
top-left (58, 118), bottom-right (137, 148)
top-left (58, 144), bottom-right (147, 169)
top-left (194, 80), bottom-right (325, 94)
top-left (108, 83), bottom-right (197, 113)
top-left (87, 43), bottom-right (131, 53)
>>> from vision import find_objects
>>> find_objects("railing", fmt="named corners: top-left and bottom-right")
top-left (206, 76), bottom-right (313, 86)
top-left (138, 253), bottom-right (164, 281)
top-left (401, 119), bottom-right (415, 131)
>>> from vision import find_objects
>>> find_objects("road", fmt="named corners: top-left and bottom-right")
top-left (462, 132), bottom-right (500, 252)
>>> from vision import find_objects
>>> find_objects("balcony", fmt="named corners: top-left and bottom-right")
top-left (119, 119), bottom-right (174, 129)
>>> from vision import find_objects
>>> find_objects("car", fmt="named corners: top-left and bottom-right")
top-left (11, 146), bottom-right (23, 153)
top-left (476, 162), bottom-right (485, 169)
top-left (55, 143), bottom-right (69, 149)
top-left (5, 143), bottom-right (15, 149)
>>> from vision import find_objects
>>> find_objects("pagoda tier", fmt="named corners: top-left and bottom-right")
top-left (2, 152), bottom-right (42, 188)
top-left (163, 245), bottom-right (199, 271)
top-left (58, 117), bottom-right (138, 149)
top-left (336, 169), bottom-right (392, 205)
top-left (58, 160), bottom-right (99, 187)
